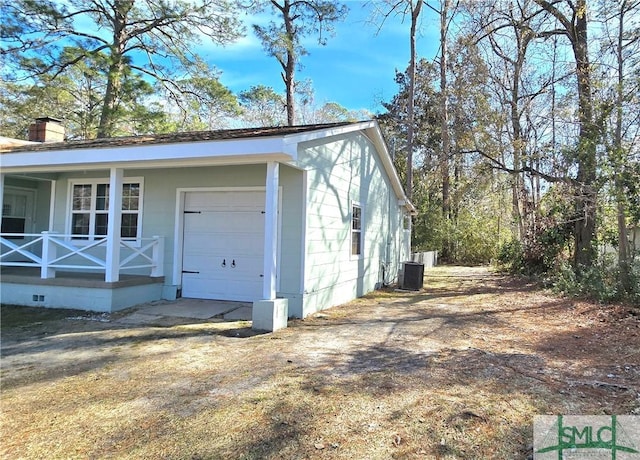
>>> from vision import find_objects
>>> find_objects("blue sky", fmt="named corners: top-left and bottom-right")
top-left (201, 1), bottom-right (441, 115)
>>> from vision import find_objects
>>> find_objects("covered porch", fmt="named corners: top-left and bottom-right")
top-left (1, 166), bottom-right (167, 312)
top-left (1, 159), bottom-right (289, 329)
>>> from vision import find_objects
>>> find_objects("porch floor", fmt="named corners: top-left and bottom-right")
top-left (0, 267), bottom-right (164, 288)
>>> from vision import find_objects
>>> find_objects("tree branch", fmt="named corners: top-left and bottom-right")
top-left (459, 148), bottom-right (576, 185)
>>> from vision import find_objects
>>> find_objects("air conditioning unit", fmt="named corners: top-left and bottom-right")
top-left (402, 262), bottom-right (424, 290)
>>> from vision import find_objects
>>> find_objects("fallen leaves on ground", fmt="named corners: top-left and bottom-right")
top-left (1, 266), bottom-right (638, 459)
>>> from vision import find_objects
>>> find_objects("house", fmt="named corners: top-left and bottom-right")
top-left (1, 118), bottom-right (414, 331)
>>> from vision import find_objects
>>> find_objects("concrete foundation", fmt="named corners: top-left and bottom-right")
top-left (0, 269), bottom-right (164, 312)
top-left (252, 298), bottom-right (288, 332)
top-left (0, 281), bottom-right (163, 312)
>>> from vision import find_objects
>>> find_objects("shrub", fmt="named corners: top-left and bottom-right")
top-left (626, 260), bottom-right (640, 305)
top-left (497, 239), bottom-right (525, 273)
top-left (548, 256), bottom-right (640, 304)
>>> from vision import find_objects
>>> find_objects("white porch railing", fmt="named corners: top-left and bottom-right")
top-left (0, 232), bottom-right (164, 281)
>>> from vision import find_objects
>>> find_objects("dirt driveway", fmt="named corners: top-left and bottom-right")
top-left (1, 266), bottom-right (639, 459)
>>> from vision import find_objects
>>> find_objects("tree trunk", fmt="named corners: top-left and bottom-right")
top-left (510, 76), bottom-right (524, 240)
top-left (98, 55), bottom-right (124, 138)
top-left (406, 0), bottom-right (422, 203)
top-left (572, 0), bottom-right (597, 268)
top-left (440, 0), bottom-right (451, 259)
top-left (614, 0), bottom-right (631, 292)
top-left (97, 0), bottom-right (132, 139)
top-left (512, 51), bottom-right (526, 240)
top-left (278, 0), bottom-right (296, 126)
top-left (283, 54), bottom-right (295, 126)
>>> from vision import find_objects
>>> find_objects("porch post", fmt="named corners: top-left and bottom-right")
top-left (252, 161), bottom-right (288, 332)
top-left (48, 180), bottom-right (56, 230)
top-left (151, 235), bottom-right (164, 278)
top-left (41, 231), bottom-right (57, 279)
top-left (105, 168), bottom-right (123, 282)
top-left (263, 162), bottom-right (279, 299)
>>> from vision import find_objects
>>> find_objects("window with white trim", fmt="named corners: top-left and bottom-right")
top-left (69, 179), bottom-right (142, 241)
top-left (351, 203), bottom-right (362, 256)
top-left (1, 188), bottom-right (34, 238)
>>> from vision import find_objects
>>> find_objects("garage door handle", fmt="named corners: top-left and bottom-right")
top-left (182, 270), bottom-right (199, 274)
top-left (222, 259), bottom-right (226, 267)
top-left (231, 259), bottom-right (236, 268)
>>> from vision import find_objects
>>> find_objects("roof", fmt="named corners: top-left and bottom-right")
top-left (1, 122), bottom-right (352, 154)
top-left (0, 136), bottom-right (38, 152)
top-left (1, 120), bottom-right (415, 213)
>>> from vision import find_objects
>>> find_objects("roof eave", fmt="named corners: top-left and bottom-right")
top-left (0, 136), bottom-right (296, 173)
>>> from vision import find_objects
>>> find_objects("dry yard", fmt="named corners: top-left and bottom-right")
top-left (1, 266), bottom-right (639, 459)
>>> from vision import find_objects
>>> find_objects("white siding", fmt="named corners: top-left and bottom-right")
top-left (276, 165), bottom-right (305, 306)
top-left (296, 132), bottom-right (407, 317)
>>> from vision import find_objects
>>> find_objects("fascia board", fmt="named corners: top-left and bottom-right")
top-left (0, 136), bottom-right (293, 172)
top-left (2, 154), bottom-right (293, 174)
top-left (282, 120), bottom-right (376, 147)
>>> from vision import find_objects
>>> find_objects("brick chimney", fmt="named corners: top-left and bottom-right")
top-left (28, 117), bottom-right (65, 143)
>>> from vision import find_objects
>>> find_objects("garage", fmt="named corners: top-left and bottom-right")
top-left (181, 190), bottom-right (265, 302)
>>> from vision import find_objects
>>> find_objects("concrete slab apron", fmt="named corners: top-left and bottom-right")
top-left (119, 299), bottom-right (252, 325)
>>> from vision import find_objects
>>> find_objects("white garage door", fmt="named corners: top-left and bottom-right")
top-left (181, 191), bottom-right (265, 301)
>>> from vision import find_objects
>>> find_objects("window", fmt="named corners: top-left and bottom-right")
top-left (351, 204), bottom-right (362, 256)
top-left (2, 191), bottom-right (31, 238)
top-left (69, 180), bottom-right (142, 241)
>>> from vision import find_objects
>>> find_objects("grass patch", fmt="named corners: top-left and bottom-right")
top-left (0, 304), bottom-right (91, 329)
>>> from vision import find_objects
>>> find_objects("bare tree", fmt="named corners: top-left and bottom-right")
top-left (470, 1), bottom-right (544, 241)
top-left (466, 0), bottom-right (600, 268)
top-left (369, 0), bottom-right (426, 202)
top-left (252, 0), bottom-right (347, 126)
top-left (425, 0), bottom-right (457, 257)
top-left (598, 0), bottom-right (640, 291)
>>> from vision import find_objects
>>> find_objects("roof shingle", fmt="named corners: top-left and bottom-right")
top-left (1, 122), bottom-right (353, 153)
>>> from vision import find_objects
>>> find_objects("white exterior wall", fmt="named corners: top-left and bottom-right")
top-left (49, 164), bottom-right (305, 301)
top-left (276, 165), bottom-right (305, 307)
top-left (295, 132), bottom-right (407, 318)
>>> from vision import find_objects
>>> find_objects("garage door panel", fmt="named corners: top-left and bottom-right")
top-left (186, 191), bottom-right (263, 209)
top-left (182, 254), bottom-right (227, 272)
top-left (184, 233), bottom-right (264, 254)
top-left (182, 282), bottom-right (261, 301)
top-left (185, 213), bottom-right (263, 232)
top-left (184, 235), bottom-right (232, 253)
top-left (182, 191), bottom-right (266, 302)
top-left (183, 254), bottom-right (262, 272)
top-left (181, 278), bottom-right (260, 301)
